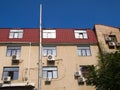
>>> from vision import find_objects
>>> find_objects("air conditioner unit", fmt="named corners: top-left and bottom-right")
top-left (47, 55), bottom-right (55, 61)
top-left (12, 55), bottom-right (20, 60)
top-left (116, 42), bottom-right (120, 47)
top-left (3, 76), bottom-right (11, 82)
top-left (78, 77), bottom-right (84, 83)
top-left (74, 72), bottom-right (80, 77)
top-left (45, 77), bottom-right (51, 82)
top-left (105, 36), bottom-right (111, 42)
top-left (108, 42), bottom-right (115, 46)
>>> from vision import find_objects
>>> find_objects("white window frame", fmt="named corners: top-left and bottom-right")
top-left (77, 45), bottom-right (91, 56)
top-left (74, 30), bottom-right (88, 39)
top-left (42, 66), bottom-right (58, 79)
top-left (6, 46), bottom-right (21, 56)
top-left (3, 67), bottom-right (19, 80)
top-left (43, 47), bottom-right (56, 56)
top-left (9, 30), bottom-right (23, 38)
top-left (43, 30), bottom-right (56, 38)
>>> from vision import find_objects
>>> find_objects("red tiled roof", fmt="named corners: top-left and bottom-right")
top-left (0, 28), bottom-right (97, 44)
top-left (0, 28), bottom-right (39, 43)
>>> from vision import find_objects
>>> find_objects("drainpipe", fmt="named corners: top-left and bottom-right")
top-left (27, 42), bottom-right (31, 82)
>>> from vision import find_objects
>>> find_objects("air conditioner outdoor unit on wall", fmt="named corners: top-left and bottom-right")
top-left (3, 76), bottom-right (11, 83)
top-left (105, 36), bottom-right (111, 42)
top-left (78, 77), bottom-right (84, 83)
top-left (45, 77), bottom-right (51, 82)
top-left (74, 72), bottom-right (80, 77)
top-left (12, 55), bottom-right (20, 60)
top-left (47, 55), bottom-right (55, 61)
top-left (108, 42), bottom-right (115, 46)
top-left (12, 55), bottom-right (20, 64)
top-left (116, 42), bottom-right (120, 46)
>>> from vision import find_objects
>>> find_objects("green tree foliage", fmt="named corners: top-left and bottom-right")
top-left (87, 51), bottom-right (120, 90)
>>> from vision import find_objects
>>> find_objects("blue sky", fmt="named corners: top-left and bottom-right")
top-left (0, 0), bottom-right (120, 29)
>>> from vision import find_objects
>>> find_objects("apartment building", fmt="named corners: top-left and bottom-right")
top-left (95, 24), bottom-right (120, 52)
top-left (0, 29), bottom-right (39, 90)
top-left (0, 28), bottom-right (99, 90)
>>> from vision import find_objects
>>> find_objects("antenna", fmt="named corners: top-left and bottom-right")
top-left (38, 4), bottom-right (42, 90)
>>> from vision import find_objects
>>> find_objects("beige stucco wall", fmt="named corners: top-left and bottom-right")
top-left (42, 45), bottom-right (98, 90)
top-left (95, 24), bottom-right (120, 52)
top-left (0, 44), bottom-right (99, 90)
top-left (0, 45), bottom-right (39, 86)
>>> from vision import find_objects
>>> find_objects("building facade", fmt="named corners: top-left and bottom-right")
top-left (95, 24), bottom-right (120, 52)
top-left (0, 26), bottom-right (116, 90)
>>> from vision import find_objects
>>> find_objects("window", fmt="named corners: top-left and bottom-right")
top-left (43, 47), bottom-right (56, 56)
top-left (3, 67), bottom-right (19, 80)
top-left (42, 66), bottom-right (58, 79)
top-left (77, 45), bottom-right (91, 56)
top-left (105, 34), bottom-right (117, 49)
top-left (43, 30), bottom-right (56, 38)
top-left (74, 30), bottom-right (88, 39)
top-left (80, 65), bottom-right (90, 78)
top-left (9, 30), bottom-right (23, 38)
top-left (6, 46), bottom-right (21, 56)
top-left (109, 35), bottom-right (117, 42)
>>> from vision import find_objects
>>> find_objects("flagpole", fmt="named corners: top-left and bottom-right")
top-left (38, 4), bottom-right (42, 90)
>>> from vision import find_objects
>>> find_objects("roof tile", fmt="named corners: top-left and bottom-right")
top-left (0, 28), bottom-right (97, 44)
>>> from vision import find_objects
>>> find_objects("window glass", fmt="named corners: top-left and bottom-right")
top-left (83, 33), bottom-right (88, 38)
top-left (16, 50), bottom-right (21, 56)
top-left (3, 72), bottom-right (8, 77)
top-left (53, 71), bottom-right (58, 78)
top-left (42, 71), bottom-right (47, 78)
top-left (43, 49), bottom-right (47, 56)
top-left (19, 32), bottom-right (23, 38)
top-left (14, 72), bottom-right (19, 80)
top-left (14, 33), bottom-right (18, 38)
top-left (48, 71), bottom-right (52, 78)
top-left (47, 33), bottom-right (51, 38)
top-left (86, 50), bottom-right (91, 56)
top-left (6, 50), bottom-right (11, 56)
top-left (53, 49), bottom-right (56, 55)
top-left (11, 50), bottom-right (16, 55)
top-left (48, 50), bottom-right (52, 55)
top-left (43, 33), bottom-right (46, 38)
top-left (78, 50), bottom-right (82, 56)
top-left (79, 33), bottom-right (83, 38)
top-left (82, 50), bottom-right (86, 56)
top-left (9, 33), bottom-right (14, 38)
